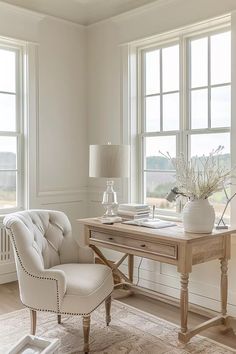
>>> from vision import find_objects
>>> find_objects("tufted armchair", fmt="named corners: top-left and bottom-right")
top-left (3, 210), bottom-right (114, 353)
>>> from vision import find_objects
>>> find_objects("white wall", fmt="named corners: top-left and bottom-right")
top-left (33, 16), bottom-right (88, 236)
top-left (87, 0), bottom-right (236, 315)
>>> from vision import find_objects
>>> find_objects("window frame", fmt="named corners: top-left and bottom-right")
top-left (135, 20), bottom-right (231, 219)
top-left (0, 40), bottom-right (26, 214)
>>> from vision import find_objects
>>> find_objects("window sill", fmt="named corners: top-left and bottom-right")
top-left (156, 213), bottom-right (182, 223)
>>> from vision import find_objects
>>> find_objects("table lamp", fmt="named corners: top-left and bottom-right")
top-left (89, 143), bottom-right (129, 217)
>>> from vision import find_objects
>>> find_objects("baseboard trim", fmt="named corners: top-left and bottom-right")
top-left (125, 284), bottom-right (219, 318)
top-left (0, 271), bottom-right (17, 284)
top-left (131, 283), bottom-right (218, 319)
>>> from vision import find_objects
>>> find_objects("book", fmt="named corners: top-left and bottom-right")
top-left (117, 210), bottom-right (150, 216)
top-left (118, 203), bottom-right (150, 212)
top-left (96, 216), bottom-right (122, 224)
top-left (118, 213), bottom-right (150, 220)
top-left (122, 218), bottom-right (176, 229)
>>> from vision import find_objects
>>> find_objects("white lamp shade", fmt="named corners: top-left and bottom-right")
top-left (89, 144), bottom-right (130, 178)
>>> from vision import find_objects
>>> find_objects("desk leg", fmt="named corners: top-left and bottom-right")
top-left (128, 255), bottom-right (134, 283)
top-left (220, 258), bottom-right (228, 317)
top-left (178, 257), bottom-right (232, 343)
top-left (180, 273), bottom-right (189, 335)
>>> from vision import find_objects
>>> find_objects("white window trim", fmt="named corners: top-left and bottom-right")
top-left (0, 38), bottom-right (29, 215)
top-left (123, 14), bottom-right (231, 221)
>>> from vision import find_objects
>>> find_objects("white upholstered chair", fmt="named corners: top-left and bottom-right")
top-left (4, 210), bottom-right (114, 353)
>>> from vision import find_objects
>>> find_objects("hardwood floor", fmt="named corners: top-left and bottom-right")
top-left (0, 281), bottom-right (23, 315)
top-left (120, 294), bottom-right (236, 349)
top-left (0, 281), bottom-right (235, 349)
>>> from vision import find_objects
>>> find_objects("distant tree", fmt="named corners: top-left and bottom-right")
top-left (147, 181), bottom-right (175, 198)
top-left (146, 156), bottom-right (173, 170)
top-left (146, 153), bottom-right (230, 171)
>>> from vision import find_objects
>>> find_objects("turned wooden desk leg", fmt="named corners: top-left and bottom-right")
top-left (220, 258), bottom-right (228, 317)
top-left (180, 273), bottom-right (189, 336)
top-left (128, 254), bottom-right (134, 283)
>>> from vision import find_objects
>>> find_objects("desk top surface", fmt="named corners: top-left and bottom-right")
top-left (77, 218), bottom-right (235, 243)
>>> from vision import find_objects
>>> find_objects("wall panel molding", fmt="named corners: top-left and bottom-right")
top-left (38, 187), bottom-right (88, 198)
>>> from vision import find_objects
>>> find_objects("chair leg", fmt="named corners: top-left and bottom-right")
top-left (30, 309), bottom-right (37, 335)
top-left (83, 315), bottom-right (90, 353)
top-left (57, 315), bottom-right (61, 324)
top-left (105, 295), bottom-right (111, 326)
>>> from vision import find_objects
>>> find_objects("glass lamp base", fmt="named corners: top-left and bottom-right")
top-left (102, 180), bottom-right (118, 217)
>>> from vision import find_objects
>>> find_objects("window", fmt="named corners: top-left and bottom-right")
top-left (137, 22), bottom-right (231, 219)
top-left (0, 42), bottom-right (25, 213)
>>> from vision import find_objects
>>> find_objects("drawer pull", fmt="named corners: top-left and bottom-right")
top-left (140, 244), bottom-right (146, 248)
top-left (108, 237), bottom-right (113, 240)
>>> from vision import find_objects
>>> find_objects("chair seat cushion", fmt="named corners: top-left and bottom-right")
top-left (51, 263), bottom-right (113, 314)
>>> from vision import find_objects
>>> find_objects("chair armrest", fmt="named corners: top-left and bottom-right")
top-left (43, 268), bottom-right (67, 299)
top-left (78, 246), bottom-right (94, 263)
top-left (18, 268), bottom-right (67, 313)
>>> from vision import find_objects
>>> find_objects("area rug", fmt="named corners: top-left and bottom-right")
top-left (0, 301), bottom-right (235, 354)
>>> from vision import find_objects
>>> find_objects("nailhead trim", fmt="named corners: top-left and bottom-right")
top-left (6, 226), bottom-right (113, 317)
top-left (22, 292), bottom-right (112, 316)
top-left (7, 227), bottom-right (60, 313)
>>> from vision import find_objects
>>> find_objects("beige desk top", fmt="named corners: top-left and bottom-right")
top-left (77, 218), bottom-right (235, 244)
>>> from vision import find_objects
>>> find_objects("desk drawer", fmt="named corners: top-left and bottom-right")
top-left (90, 230), bottom-right (177, 260)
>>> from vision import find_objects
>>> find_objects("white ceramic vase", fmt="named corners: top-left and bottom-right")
top-left (182, 198), bottom-right (215, 233)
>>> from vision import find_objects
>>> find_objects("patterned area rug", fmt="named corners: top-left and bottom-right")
top-left (0, 301), bottom-right (235, 354)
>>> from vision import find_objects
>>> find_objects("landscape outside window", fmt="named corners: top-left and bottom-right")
top-left (141, 29), bottom-right (231, 220)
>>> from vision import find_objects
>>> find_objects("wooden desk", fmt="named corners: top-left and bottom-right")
top-left (78, 218), bottom-right (234, 343)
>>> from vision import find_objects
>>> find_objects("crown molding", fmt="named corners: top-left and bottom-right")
top-left (87, 0), bottom-right (179, 28)
top-left (38, 13), bottom-right (85, 29)
top-left (0, 0), bottom-right (181, 29)
top-left (0, 1), bottom-right (45, 22)
top-left (0, 1), bottom-right (85, 29)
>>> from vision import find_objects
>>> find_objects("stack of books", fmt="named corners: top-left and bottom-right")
top-left (117, 203), bottom-right (150, 220)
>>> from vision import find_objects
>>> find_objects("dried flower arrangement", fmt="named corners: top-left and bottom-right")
top-left (161, 146), bottom-right (234, 200)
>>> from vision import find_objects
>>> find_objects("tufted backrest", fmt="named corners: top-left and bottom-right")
top-left (4, 210), bottom-right (80, 273)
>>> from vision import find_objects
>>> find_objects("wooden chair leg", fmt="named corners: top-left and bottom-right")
top-left (57, 315), bottom-right (61, 324)
top-left (105, 295), bottom-right (111, 326)
top-left (30, 309), bottom-right (37, 335)
top-left (83, 315), bottom-right (90, 353)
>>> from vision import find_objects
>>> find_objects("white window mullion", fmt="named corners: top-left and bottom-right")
top-left (141, 135), bottom-right (145, 203)
top-left (0, 131), bottom-right (20, 137)
top-left (208, 35), bottom-right (211, 129)
top-left (139, 50), bottom-right (145, 203)
top-left (0, 91), bottom-right (16, 95)
top-left (179, 36), bottom-right (186, 155)
top-left (141, 50), bottom-right (146, 134)
top-left (184, 37), bottom-right (190, 133)
top-left (160, 49), bottom-right (163, 132)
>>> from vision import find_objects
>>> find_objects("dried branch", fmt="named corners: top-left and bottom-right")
top-left (161, 146), bottom-right (235, 200)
